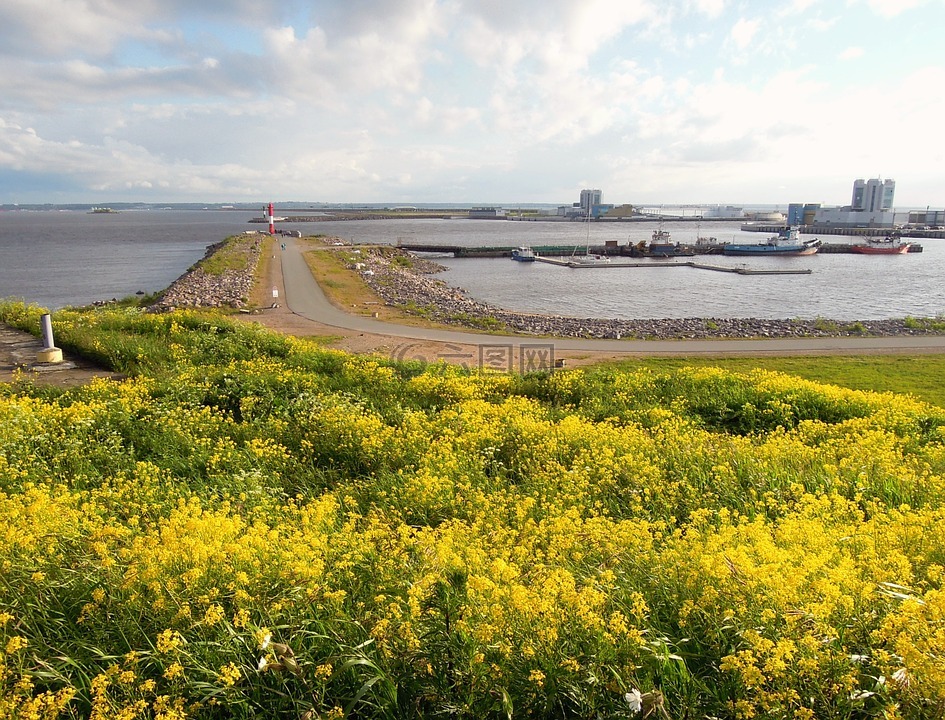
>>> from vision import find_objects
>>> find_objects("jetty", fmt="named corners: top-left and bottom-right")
top-left (395, 241), bottom-right (896, 258)
top-left (396, 243), bottom-right (577, 258)
top-left (535, 257), bottom-right (811, 275)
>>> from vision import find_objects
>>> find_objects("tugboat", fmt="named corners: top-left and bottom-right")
top-left (511, 246), bottom-right (536, 262)
top-left (648, 227), bottom-right (676, 256)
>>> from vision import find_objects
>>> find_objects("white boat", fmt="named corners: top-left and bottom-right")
top-left (511, 246), bottom-right (536, 261)
top-left (568, 209), bottom-right (611, 265)
top-left (723, 227), bottom-right (821, 256)
top-left (568, 253), bottom-right (611, 266)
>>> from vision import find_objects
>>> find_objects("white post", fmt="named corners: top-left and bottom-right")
top-left (36, 313), bottom-right (64, 364)
top-left (40, 314), bottom-right (54, 348)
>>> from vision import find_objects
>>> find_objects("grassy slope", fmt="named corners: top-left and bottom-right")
top-left (602, 355), bottom-right (945, 408)
top-left (2, 303), bottom-right (945, 718)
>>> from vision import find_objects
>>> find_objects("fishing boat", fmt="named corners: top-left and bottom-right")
top-left (851, 232), bottom-right (912, 255)
top-left (723, 227), bottom-right (820, 256)
top-left (511, 246), bottom-right (536, 262)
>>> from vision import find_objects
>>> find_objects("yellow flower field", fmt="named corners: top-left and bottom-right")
top-left (1, 302), bottom-right (944, 719)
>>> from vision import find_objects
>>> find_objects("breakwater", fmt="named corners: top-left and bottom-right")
top-left (357, 248), bottom-right (943, 340)
top-left (149, 235), bottom-right (263, 311)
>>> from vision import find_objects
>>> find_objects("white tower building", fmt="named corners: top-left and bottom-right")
top-left (580, 189), bottom-right (602, 214)
top-left (851, 178), bottom-right (895, 212)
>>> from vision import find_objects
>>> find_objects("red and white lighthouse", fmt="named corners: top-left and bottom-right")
top-left (267, 202), bottom-right (275, 235)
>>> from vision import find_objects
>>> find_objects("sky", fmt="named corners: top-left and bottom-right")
top-left (0, 0), bottom-right (942, 207)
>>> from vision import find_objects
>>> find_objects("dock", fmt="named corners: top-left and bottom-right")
top-left (535, 257), bottom-right (812, 274)
top-left (397, 241), bottom-right (920, 258)
top-left (397, 243), bottom-right (581, 258)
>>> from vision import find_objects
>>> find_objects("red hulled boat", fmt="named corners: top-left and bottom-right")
top-left (851, 232), bottom-right (912, 255)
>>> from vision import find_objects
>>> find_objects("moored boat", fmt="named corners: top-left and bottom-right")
top-left (511, 246), bottom-right (536, 261)
top-left (723, 227), bottom-right (820, 256)
top-left (567, 252), bottom-right (611, 266)
top-left (569, 210), bottom-right (611, 265)
top-left (649, 227), bottom-right (676, 256)
top-left (851, 232), bottom-right (912, 255)
top-left (695, 235), bottom-right (724, 248)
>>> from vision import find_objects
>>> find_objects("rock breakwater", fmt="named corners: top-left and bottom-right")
top-left (149, 235), bottom-right (263, 312)
top-left (358, 247), bottom-right (945, 340)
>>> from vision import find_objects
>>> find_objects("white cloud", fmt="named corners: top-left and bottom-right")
top-left (261, 0), bottom-right (446, 107)
top-left (863, 0), bottom-right (926, 18)
top-left (807, 15), bottom-right (839, 31)
top-left (728, 17), bottom-right (759, 50)
top-left (1, 0), bottom-right (944, 204)
top-left (412, 97), bottom-right (481, 133)
top-left (458, 0), bottom-right (655, 79)
top-left (0, 0), bottom-right (144, 57)
top-left (783, 0), bottom-right (822, 12)
top-left (690, 0), bottom-right (726, 18)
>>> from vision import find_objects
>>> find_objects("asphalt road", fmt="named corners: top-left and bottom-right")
top-left (280, 238), bottom-right (945, 356)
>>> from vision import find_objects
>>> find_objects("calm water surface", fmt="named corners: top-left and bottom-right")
top-left (0, 210), bottom-right (255, 308)
top-left (1, 212), bottom-right (942, 320)
top-left (316, 218), bottom-right (945, 321)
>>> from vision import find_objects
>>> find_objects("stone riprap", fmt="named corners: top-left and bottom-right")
top-left (149, 235), bottom-right (263, 312)
top-left (358, 247), bottom-right (945, 340)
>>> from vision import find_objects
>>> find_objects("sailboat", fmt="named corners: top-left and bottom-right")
top-left (568, 209), bottom-right (610, 266)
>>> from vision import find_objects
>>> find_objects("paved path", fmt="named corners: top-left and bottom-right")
top-left (280, 239), bottom-right (945, 356)
top-left (0, 324), bottom-right (122, 386)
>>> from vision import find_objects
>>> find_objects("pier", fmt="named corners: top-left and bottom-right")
top-left (395, 241), bottom-right (912, 258)
top-left (397, 243), bottom-right (579, 258)
top-left (535, 257), bottom-right (811, 274)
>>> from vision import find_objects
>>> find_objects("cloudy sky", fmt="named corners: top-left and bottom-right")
top-left (0, 0), bottom-right (942, 206)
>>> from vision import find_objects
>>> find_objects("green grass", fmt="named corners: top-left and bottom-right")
top-left (601, 354), bottom-right (945, 407)
top-left (3, 302), bottom-right (945, 718)
top-left (199, 236), bottom-right (259, 276)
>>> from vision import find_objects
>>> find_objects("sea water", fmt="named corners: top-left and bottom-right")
top-left (1, 211), bottom-right (942, 321)
top-left (0, 210), bottom-right (255, 309)
top-left (306, 217), bottom-right (945, 321)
